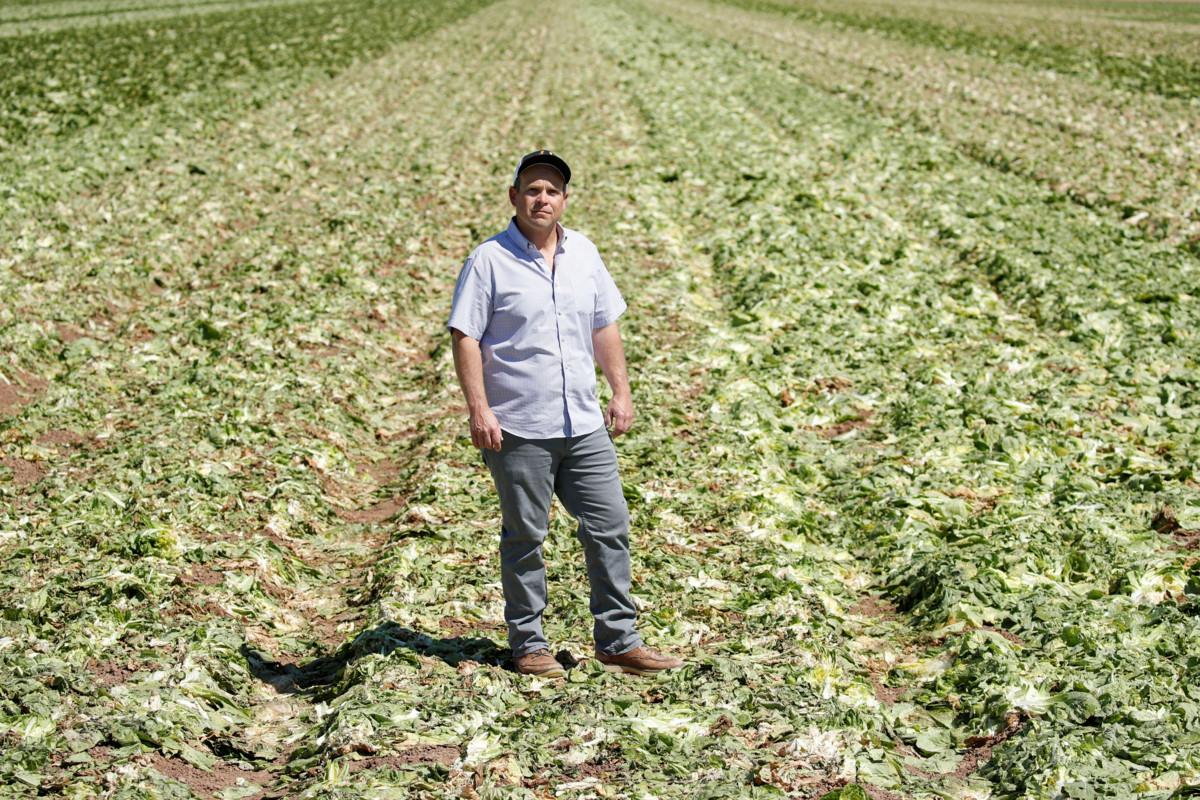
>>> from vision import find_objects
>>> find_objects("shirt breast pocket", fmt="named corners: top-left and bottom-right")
top-left (570, 275), bottom-right (598, 327)
top-left (495, 287), bottom-right (551, 337)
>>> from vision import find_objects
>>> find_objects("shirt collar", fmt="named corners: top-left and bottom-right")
top-left (506, 217), bottom-right (567, 255)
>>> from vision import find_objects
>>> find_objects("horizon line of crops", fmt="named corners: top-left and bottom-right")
top-left (1, 0), bottom-right (304, 26)
top-left (0, 0), bottom-right (493, 149)
top-left (997, 0), bottom-right (1200, 22)
top-left (719, 0), bottom-right (1200, 100)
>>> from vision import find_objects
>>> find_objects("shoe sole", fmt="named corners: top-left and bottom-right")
top-left (599, 663), bottom-right (671, 676)
top-left (518, 667), bottom-right (566, 678)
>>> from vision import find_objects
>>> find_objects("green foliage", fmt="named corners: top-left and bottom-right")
top-left (0, 0), bottom-right (491, 147)
top-left (0, 0), bottom-right (1197, 797)
top-left (723, 0), bottom-right (1200, 99)
top-left (819, 786), bottom-right (869, 800)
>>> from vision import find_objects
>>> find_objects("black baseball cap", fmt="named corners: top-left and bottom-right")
top-left (512, 150), bottom-right (571, 188)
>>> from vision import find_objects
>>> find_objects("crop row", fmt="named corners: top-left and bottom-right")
top-left (297, 9), bottom-right (925, 794)
top-left (594, 0), bottom-right (1198, 794)
top-left (1, 0), bottom-right (292, 24)
top-left (662, 0), bottom-right (1199, 242)
top-left (726, 0), bottom-right (1200, 99)
top-left (0, 2), bottom-right (532, 795)
top-left (654, 0), bottom-right (1200, 334)
top-left (2, 0), bottom-right (1196, 796)
top-left (1, 1), bottom-right (962, 795)
top-left (0, 0), bottom-right (491, 148)
top-left (0, 0), bottom-right (317, 38)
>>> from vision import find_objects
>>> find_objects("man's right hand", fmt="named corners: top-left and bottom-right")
top-left (469, 406), bottom-right (503, 451)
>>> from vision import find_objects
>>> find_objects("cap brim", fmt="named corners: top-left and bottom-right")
top-left (514, 152), bottom-right (571, 186)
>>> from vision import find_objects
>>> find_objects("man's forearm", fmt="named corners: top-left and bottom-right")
top-left (451, 330), bottom-right (490, 412)
top-left (451, 330), bottom-right (503, 450)
top-left (592, 323), bottom-right (630, 397)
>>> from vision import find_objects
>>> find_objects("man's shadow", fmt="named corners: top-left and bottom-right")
top-left (240, 621), bottom-right (510, 695)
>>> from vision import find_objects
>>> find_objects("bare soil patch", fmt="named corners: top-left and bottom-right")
top-left (55, 323), bottom-right (86, 343)
top-left (1152, 505), bottom-right (1200, 548)
top-left (1, 456), bottom-right (46, 487)
top-left (708, 715), bottom-right (734, 737)
top-left (35, 428), bottom-right (91, 448)
top-left (300, 344), bottom-right (343, 358)
top-left (337, 496), bottom-right (407, 524)
top-left (575, 751), bottom-right (625, 780)
top-left (809, 409), bottom-right (873, 439)
top-left (0, 370), bottom-right (48, 416)
top-left (86, 744), bottom-right (113, 766)
top-left (862, 784), bottom-right (909, 800)
top-left (438, 616), bottom-right (474, 637)
top-left (946, 486), bottom-right (1003, 511)
top-left (260, 528), bottom-right (300, 554)
top-left (957, 711), bottom-right (1025, 777)
top-left (1177, 532), bottom-right (1200, 550)
top-left (127, 324), bottom-right (156, 344)
top-left (310, 610), bottom-right (360, 648)
top-left (174, 564), bottom-right (225, 587)
top-left (257, 576), bottom-right (292, 604)
top-left (812, 376), bottom-right (853, 394)
top-left (525, 746), bottom-right (623, 787)
top-left (374, 424), bottom-right (420, 443)
top-left (849, 595), bottom-right (897, 619)
top-left (346, 744), bottom-right (459, 773)
top-left (800, 779), bottom-right (847, 799)
top-left (88, 659), bottom-right (138, 688)
top-left (145, 751), bottom-right (274, 798)
top-left (869, 671), bottom-right (907, 705)
top-left (360, 458), bottom-right (404, 483)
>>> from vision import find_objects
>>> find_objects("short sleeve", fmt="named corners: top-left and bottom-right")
top-left (592, 259), bottom-right (627, 330)
top-left (447, 256), bottom-right (492, 340)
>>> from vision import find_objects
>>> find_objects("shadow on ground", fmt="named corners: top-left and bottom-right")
top-left (241, 621), bottom-right (509, 694)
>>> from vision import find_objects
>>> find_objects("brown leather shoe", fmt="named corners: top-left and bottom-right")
top-left (595, 646), bottom-right (683, 676)
top-left (513, 649), bottom-right (566, 678)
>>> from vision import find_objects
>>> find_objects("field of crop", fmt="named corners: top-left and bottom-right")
top-left (1, 0), bottom-right (1197, 797)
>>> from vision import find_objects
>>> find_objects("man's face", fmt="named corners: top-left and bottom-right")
top-left (509, 164), bottom-right (568, 237)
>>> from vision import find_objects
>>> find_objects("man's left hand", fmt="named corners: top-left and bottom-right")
top-left (605, 393), bottom-right (634, 436)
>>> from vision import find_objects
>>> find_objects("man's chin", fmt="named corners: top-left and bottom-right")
top-left (524, 217), bottom-right (557, 232)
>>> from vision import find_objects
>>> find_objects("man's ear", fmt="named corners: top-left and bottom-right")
top-left (508, 185), bottom-right (517, 207)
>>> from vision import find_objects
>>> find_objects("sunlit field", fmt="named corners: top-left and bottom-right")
top-left (1, 0), bottom-right (1197, 797)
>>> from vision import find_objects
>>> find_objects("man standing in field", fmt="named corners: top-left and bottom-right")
top-left (447, 150), bottom-right (683, 678)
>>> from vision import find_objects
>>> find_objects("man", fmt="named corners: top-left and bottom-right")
top-left (446, 150), bottom-right (683, 678)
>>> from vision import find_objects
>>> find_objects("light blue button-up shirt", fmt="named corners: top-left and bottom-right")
top-left (447, 218), bottom-right (627, 440)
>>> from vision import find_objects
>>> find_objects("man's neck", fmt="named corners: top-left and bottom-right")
top-left (516, 217), bottom-right (558, 253)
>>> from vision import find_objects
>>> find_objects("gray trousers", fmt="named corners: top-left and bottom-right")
top-left (482, 425), bottom-right (642, 657)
